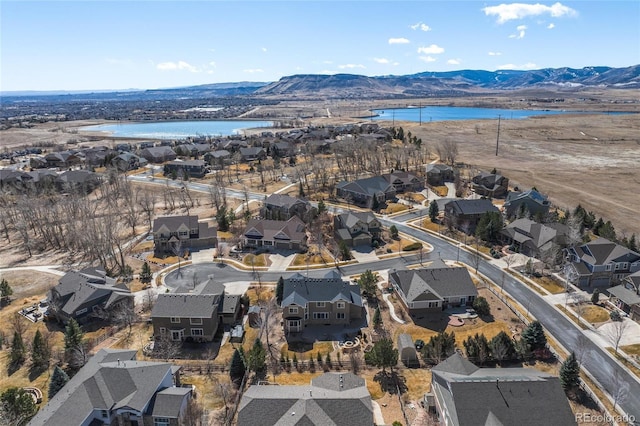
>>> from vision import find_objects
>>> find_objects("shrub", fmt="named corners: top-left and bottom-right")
top-left (402, 242), bottom-right (423, 251)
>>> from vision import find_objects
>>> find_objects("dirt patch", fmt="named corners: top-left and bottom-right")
top-left (0, 271), bottom-right (60, 300)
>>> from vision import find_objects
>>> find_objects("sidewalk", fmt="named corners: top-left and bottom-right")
top-left (268, 253), bottom-right (296, 271)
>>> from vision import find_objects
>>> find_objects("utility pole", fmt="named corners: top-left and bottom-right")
top-left (495, 114), bottom-right (501, 156)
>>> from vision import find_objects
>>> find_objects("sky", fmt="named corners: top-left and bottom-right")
top-left (1, 0), bottom-right (639, 92)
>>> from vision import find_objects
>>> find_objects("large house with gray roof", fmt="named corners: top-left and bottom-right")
top-left (281, 271), bottom-right (364, 333)
top-left (565, 237), bottom-right (640, 288)
top-left (503, 189), bottom-right (551, 219)
top-left (471, 171), bottom-right (509, 197)
top-left (335, 176), bottom-right (396, 209)
top-left (427, 353), bottom-right (575, 426)
top-left (444, 199), bottom-right (500, 235)
top-left (608, 271), bottom-right (640, 320)
top-left (389, 260), bottom-right (478, 317)
top-left (153, 215), bottom-right (217, 257)
top-left (151, 276), bottom-right (241, 342)
top-left (334, 211), bottom-right (381, 247)
top-left (237, 372), bottom-right (373, 426)
top-left (47, 267), bottom-right (133, 324)
top-left (243, 216), bottom-right (307, 250)
top-left (501, 218), bottom-right (569, 259)
top-left (261, 194), bottom-right (314, 221)
top-left (28, 348), bottom-right (191, 426)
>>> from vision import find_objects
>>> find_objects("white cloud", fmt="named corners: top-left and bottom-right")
top-left (497, 62), bottom-right (538, 70)
top-left (209, 61), bottom-right (217, 67)
top-left (410, 22), bottom-right (432, 31)
top-left (243, 68), bottom-right (264, 73)
top-left (156, 61), bottom-right (199, 72)
top-left (483, 2), bottom-right (577, 24)
top-left (419, 56), bottom-right (437, 63)
top-left (447, 59), bottom-right (461, 65)
top-left (373, 58), bottom-right (390, 64)
top-left (323, 60), bottom-right (333, 64)
top-left (510, 24), bottom-right (527, 38)
top-left (547, 23), bottom-right (555, 29)
top-left (488, 51), bottom-right (502, 56)
top-left (417, 44), bottom-right (445, 55)
top-left (338, 64), bottom-right (366, 69)
top-left (389, 37), bottom-right (410, 44)
top-left (261, 47), bottom-right (267, 52)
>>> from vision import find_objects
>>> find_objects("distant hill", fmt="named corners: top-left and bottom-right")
top-left (256, 65), bottom-right (640, 98)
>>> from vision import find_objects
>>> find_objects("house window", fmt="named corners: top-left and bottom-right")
top-left (606, 264), bottom-right (612, 271)
top-left (190, 317), bottom-right (203, 325)
top-left (336, 302), bottom-right (346, 309)
top-left (101, 410), bottom-right (108, 418)
top-left (170, 317), bottom-right (180, 323)
top-left (264, 240), bottom-right (273, 246)
top-left (170, 329), bottom-right (184, 341)
top-left (191, 328), bottom-right (204, 337)
top-left (289, 307), bottom-right (298, 314)
top-left (428, 302), bottom-right (439, 308)
top-left (154, 418), bottom-right (170, 426)
top-left (313, 312), bottom-right (329, 320)
top-left (615, 263), bottom-right (620, 270)
top-left (304, 313), bottom-right (309, 320)
top-left (316, 302), bottom-right (326, 308)
top-left (159, 327), bottom-right (166, 335)
top-left (75, 308), bottom-right (88, 316)
top-left (336, 313), bottom-right (345, 319)
top-left (179, 231), bottom-right (188, 237)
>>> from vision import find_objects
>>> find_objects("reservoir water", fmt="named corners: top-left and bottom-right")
top-left (81, 120), bottom-right (274, 139)
top-left (371, 105), bottom-right (579, 122)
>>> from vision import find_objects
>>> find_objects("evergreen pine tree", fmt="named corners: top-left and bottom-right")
top-left (520, 321), bottom-right (547, 351)
top-left (559, 352), bottom-right (581, 392)
top-left (372, 307), bottom-right (382, 328)
top-left (0, 278), bottom-right (13, 305)
top-left (591, 288), bottom-right (600, 305)
top-left (139, 262), bottom-right (152, 284)
top-left (31, 329), bottom-right (50, 372)
top-left (428, 200), bottom-right (439, 222)
top-left (629, 234), bottom-right (638, 252)
top-left (64, 318), bottom-right (86, 369)
top-left (276, 276), bottom-right (284, 304)
top-left (229, 348), bottom-right (246, 388)
top-left (246, 339), bottom-right (266, 373)
top-left (10, 331), bottom-right (26, 366)
top-left (48, 365), bottom-right (70, 399)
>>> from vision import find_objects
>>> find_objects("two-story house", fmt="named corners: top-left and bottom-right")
top-left (500, 218), bottom-right (569, 259)
top-left (382, 171), bottom-right (424, 193)
top-left (153, 215), bottom-right (217, 257)
top-left (334, 211), bottom-right (381, 247)
top-left (280, 271), bottom-right (364, 333)
top-left (608, 271), bottom-right (640, 320)
top-left (426, 163), bottom-right (455, 186)
top-left (503, 189), bottom-right (551, 219)
top-left (388, 260), bottom-right (478, 317)
top-left (47, 267), bottom-right (133, 324)
top-left (260, 194), bottom-right (314, 221)
top-left (163, 159), bottom-right (208, 178)
top-left (472, 172), bottom-right (509, 197)
top-left (444, 199), bottom-right (500, 235)
top-left (565, 237), bottom-right (640, 288)
top-left (28, 348), bottom-right (192, 426)
top-left (140, 146), bottom-right (177, 163)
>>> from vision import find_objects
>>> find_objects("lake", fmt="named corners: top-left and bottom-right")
top-left (81, 120), bottom-right (274, 139)
top-left (371, 105), bottom-right (581, 122)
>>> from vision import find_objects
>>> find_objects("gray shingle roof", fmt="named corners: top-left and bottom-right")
top-left (28, 349), bottom-right (178, 426)
top-left (389, 262), bottom-right (478, 304)
top-left (431, 353), bottom-right (576, 426)
top-left (149, 387), bottom-right (192, 418)
top-left (264, 194), bottom-right (308, 209)
top-left (153, 215), bottom-right (199, 233)
top-left (152, 293), bottom-right (220, 318)
top-left (244, 216), bottom-right (306, 242)
top-left (336, 175), bottom-right (393, 197)
top-left (445, 199), bottom-right (499, 216)
top-left (281, 276), bottom-right (363, 308)
top-left (237, 373), bottom-right (373, 426)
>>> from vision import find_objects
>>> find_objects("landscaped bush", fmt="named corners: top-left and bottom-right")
top-left (402, 242), bottom-right (423, 251)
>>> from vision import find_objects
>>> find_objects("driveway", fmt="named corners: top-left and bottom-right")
top-left (191, 249), bottom-right (215, 264)
top-left (350, 247), bottom-right (379, 263)
top-left (268, 253), bottom-right (297, 271)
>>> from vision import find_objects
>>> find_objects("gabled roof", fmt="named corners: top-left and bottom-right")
top-left (29, 349), bottom-right (178, 426)
top-left (445, 199), bottom-right (499, 216)
top-left (148, 387), bottom-right (192, 418)
top-left (389, 261), bottom-right (478, 303)
top-left (336, 211), bottom-right (378, 229)
top-left (608, 285), bottom-right (640, 306)
top-left (237, 372), bottom-right (373, 426)
top-left (502, 218), bottom-right (569, 249)
top-left (336, 176), bottom-right (394, 197)
top-left (153, 215), bottom-right (199, 233)
top-left (426, 163), bottom-right (453, 174)
top-left (152, 293), bottom-right (220, 318)
top-left (504, 189), bottom-right (549, 207)
top-left (281, 275), bottom-right (363, 308)
top-left (264, 194), bottom-right (309, 209)
top-left (244, 216), bottom-right (306, 241)
top-left (574, 238), bottom-right (640, 266)
top-left (383, 171), bottom-right (420, 185)
top-left (431, 353), bottom-right (576, 426)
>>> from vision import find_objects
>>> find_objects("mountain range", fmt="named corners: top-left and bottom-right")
top-left (2, 65), bottom-right (638, 100)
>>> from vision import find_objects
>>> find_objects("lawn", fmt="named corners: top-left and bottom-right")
top-left (290, 248), bottom-right (334, 267)
top-left (380, 203), bottom-right (409, 214)
top-left (431, 186), bottom-right (448, 197)
top-left (580, 305), bottom-right (610, 324)
top-left (620, 344), bottom-right (640, 357)
top-left (532, 276), bottom-right (566, 294)
top-left (555, 305), bottom-right (588, 330)
top-left (242, 253), bottom-right (268, 268)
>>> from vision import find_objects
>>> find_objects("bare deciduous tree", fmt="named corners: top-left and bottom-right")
top-left (604, 318), bottom-right (630, 354)
top-left (436, 139), bottom-right (459, 165)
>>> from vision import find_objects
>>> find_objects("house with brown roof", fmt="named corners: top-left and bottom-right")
top-left (242, 216), bottom-right (307, 250)
top-left (153, 215), bottom-right (217, 257)
top-left (565, 237), bottom-right (640, 288)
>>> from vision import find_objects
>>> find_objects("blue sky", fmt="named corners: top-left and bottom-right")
top-left (2, 1), bottom-right (639, 91)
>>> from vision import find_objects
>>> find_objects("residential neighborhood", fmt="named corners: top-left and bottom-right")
top-left (1, 119), bottom-right (639, 426)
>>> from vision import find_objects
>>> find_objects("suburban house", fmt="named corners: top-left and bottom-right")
top-left (334, 211), bottom-right (382, 247)
top-left (444, 199), bottom-right (500, 235)
top-left (500, 218), bottom-right (569, 259)
top-left (239, 146), bottom-right (267, 162)
top-left (111, 152), bottom-right (148, 172)
top-left (427, 353), bottom-right (575, 426)
top-left (152, 215), bottom-right (217, 257)
top-left (608, 271), bottom-right (640, 320)
top-left (163, 159), bottom-right (208, 178)
top-left (175, 143), bottom-right (210, 157)
top-left (471, 172), bottom-right (509, 197)
top-left (47, 267), bottom-right (133, 324)
top-left (28, 348), bottom-right (192, 426)
top-left (426, 163), bottom-right (455, 186)
top-left (243, 216), bottom-right (307, 250)
top-left (503, 189), bottom-right (551, 219)
top-left (237, 372), bottom-right (373, 426)
top-left (280, 271), bottom-right (364, 333)
top-left (44, 151), bottom-right (83, 168)
top-left (388, 260), bottom-right (478, 317)
top-left (565, 237), bottom-right (640, 288)
top-left (151, 276), bottom-right (242, 342)
top-left (335, 175), bottom-right (396, 209)
top-left (382, 171), bottom-right (424, 193)
top-left (56, 170), bottom-right (102, 193)
top-left (269, 141), bottom-right (295, 157)
top-left (204, 149), bottom-right (231, 168)
top-left (140, 146), bottom-right (177, 163)
top-left (260, 194), bottom-right (314, 221)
